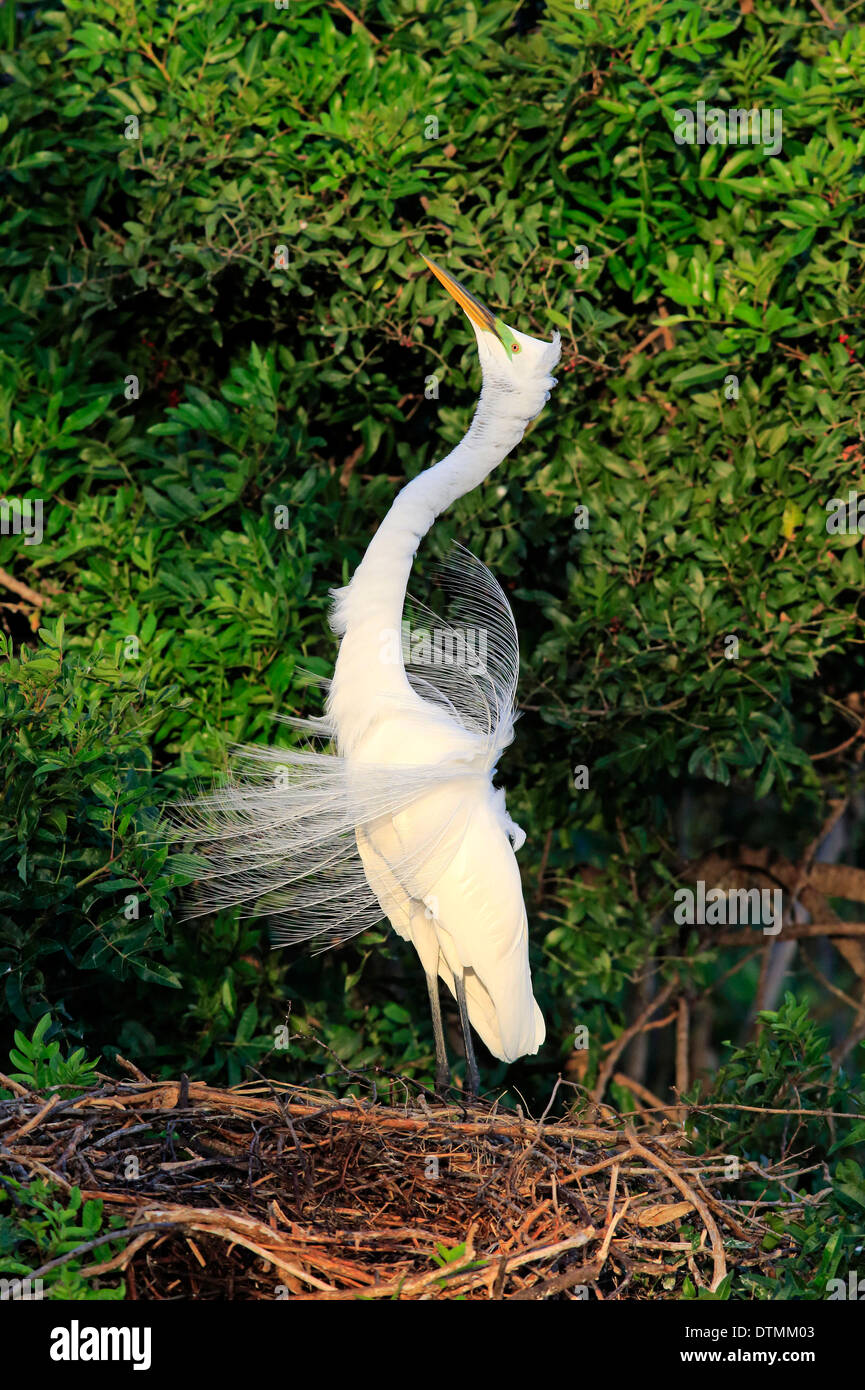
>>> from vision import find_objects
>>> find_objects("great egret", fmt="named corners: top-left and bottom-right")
top-left (177, 256), bottom-right (561, 1095)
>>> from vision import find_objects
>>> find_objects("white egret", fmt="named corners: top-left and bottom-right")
top-left (177, 256), bottom-right (560, 1095)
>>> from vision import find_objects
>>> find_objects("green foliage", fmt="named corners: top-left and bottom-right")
top-left (431, 1240), bottom-right (485, 1296)
top-left (6, 1012), bottom-right (100, 1095)
top-left (1, 0), bottom-right (864, 1250)
top-left (0, 1023), bottom-right (127, 1298)
top-left (0, 622), bottom-right (182, 1008)
top-left (0, 1178), bottom-right (127, 1300)
top-left (685, 997), bottom-right (865, 1299)
top-left (682, 1273), bottom-right (732, 1300)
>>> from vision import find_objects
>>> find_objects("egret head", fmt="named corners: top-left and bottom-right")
top-left (422, 255), bottom-right (561, 416)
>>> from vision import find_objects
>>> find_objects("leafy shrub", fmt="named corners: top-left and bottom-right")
top-left (0, 1018), bottom-right (127, 1299)
top-left (686, 997), bottom-right (865, 1298)
top-left (7, 1011), bottom-right (100, 1093)
top-left (0, 1179), bottom-right (127, 1301)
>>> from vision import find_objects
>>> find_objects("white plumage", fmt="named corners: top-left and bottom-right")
top-left (175, 256), bottom-right (560, 1091)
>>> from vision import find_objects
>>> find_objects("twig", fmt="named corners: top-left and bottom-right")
top-left (810, 716), bottom-right (865, 760)
top-left (0, 567), bottom-right (47, 608)
top-left (675, 997), bottom-right (689, 1121)
top-left (593, 981), bottom-right (677, 1102)
top-left (329, 0), bottom-right (381, 43)
top-left (626, 1132), bottom-right (727, 1292)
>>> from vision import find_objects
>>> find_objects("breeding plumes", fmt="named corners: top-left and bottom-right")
top-left (175, 255), bottom-right (561, 1095)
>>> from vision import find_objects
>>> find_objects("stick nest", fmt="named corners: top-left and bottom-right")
top-left (1, 1069), bottom-right (801, 1300)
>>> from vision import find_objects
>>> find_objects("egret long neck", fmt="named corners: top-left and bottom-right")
top-left (360, 394), bottom-right (524, 612)
top-left (327, 386), bottom-right (526, 754)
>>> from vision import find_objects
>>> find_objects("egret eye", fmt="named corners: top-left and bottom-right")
top-left (512, 343), bottom-right (520, 353)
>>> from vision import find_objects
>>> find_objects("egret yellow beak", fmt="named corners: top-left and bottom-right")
top-left (421, 255), bottom-right (502, 340)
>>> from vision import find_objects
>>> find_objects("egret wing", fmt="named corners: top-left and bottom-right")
top-left (403, 543), bottom-right (519, 754)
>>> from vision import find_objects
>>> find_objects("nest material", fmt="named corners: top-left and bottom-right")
top-left (0, 1068), bottom-right (801, 1300)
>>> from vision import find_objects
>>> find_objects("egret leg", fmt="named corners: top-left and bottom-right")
top-left (425, 972), bottom-right (450, 1096)
top-left (454, 971), bottom-right (480, 1100)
